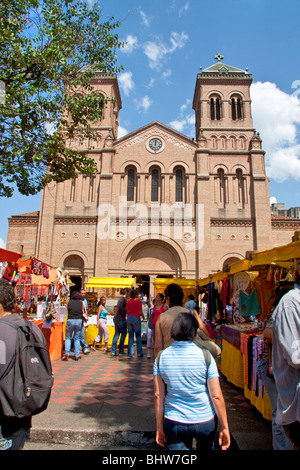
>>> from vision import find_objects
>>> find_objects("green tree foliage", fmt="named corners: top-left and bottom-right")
top-left (0, 0), bottom-right (124, 197)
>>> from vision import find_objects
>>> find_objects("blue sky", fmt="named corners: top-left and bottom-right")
top-left (1, 0), bottom-right (300, 248)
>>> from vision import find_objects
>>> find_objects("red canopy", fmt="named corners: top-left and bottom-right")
top-left (0, 248), bottom-right (22, 263)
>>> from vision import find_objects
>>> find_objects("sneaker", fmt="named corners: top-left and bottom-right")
top-left (111, 352), bottom-right (118, 356)
top-left (83, 349), bottom-right (90, 355)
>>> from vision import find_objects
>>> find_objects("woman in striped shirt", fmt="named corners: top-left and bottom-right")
top-left (153, 312), bottom-right (230, 451)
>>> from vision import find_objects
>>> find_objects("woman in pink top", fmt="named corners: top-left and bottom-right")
top-left (126, 290), bottom-right (145, 357)
top-left (152, 293), bottom-right (168, 342)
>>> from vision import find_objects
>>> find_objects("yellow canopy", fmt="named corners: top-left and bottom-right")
top-left (86, 277), bottom-right (136, 289)
top-left (229, 259), bottom-right (252, 274)
top-left (251, 240), bottom-right (300, 266)
top-left (197, 240), bottom-right (300, 286)
top-left (198, 277), bottom-right (212, 287)
top-left (154, 278), bottom-right (197, 289)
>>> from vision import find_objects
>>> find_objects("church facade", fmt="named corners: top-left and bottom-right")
top-left (6, 55), bottom-right (299, 295)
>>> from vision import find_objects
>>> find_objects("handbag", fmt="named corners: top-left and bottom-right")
top-left (44, 285), bottom-right (57, 322)
top-left (148, 312), bottom-right (154, 329)
top-left (194, 328), bottom-right (221, 358)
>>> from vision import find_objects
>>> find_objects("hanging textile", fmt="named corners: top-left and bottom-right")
top-left (239, 290), bottom-right (261, 317)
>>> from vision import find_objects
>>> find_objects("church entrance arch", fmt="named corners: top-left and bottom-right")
top-left (124, 239), bottom-right (182, 277)
top-left (63, 254), bottom-right (84, 292)
top-left (123, 239), bottom-right (184, 298)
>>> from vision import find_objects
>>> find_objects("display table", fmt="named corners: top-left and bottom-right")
top-left (220, 324), bottom-right (272, 421)
top-left (32, 318), bottom-right (64, 362)
top-left (84, 315), bottom-right (129, 346)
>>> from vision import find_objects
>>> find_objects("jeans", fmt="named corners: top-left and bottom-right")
top-left (65, 319), bottom-right (82, 357)
top-left (127, 316), bottom-right (143, 357)
top-left (80, 325), bottom-right (89, 352)
top-left (256, 360), bottom-right (293, 450)
top-left (0, 426), bottom-right (30, 450)
top-left (111, 318), bottom-right (127, 354)
top-left (164, 416), bottom-right (218, 451)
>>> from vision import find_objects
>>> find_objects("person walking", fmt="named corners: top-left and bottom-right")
top-left (151, 293), bottom-right (167, 343)
top-left (62, 291), bottom-right (85, 361)
top-left (79, 289), bottom-right (90, 355)
top-left (256, 286), bottom-right (293, 450)
top-left (153, 312), bottom-right (230, 451)
top-left (0, 279), bottom-right (50, 450)
top-left (92, 296), bottom-right (110, 352)
top-left (154, 283), bottom-right (209, 358)
top-left (184, 294), bottom-right (197, 311)
top-left (111, 288), bottom-right (129, 356)
top-left (126, 289), bottom-right (145, 357)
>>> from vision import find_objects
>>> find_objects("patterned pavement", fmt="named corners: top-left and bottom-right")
top-left (50, 347), bottom-right (155, 408)
top-left (29, 344), bottom-right (272, 450)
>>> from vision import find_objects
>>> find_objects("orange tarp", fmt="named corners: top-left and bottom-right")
top-left (0, 248), bottom-right (22, 263)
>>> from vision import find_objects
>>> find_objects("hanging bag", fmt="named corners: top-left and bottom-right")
top-left (44, 285), bottom-right (57, 322)
top-left (194, 328), bottom-right (222, 358)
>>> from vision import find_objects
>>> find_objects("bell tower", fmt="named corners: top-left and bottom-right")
top-left (193, 55), bottom-right (272, 273)
top-left (193, 53), bottom-right (253, 142)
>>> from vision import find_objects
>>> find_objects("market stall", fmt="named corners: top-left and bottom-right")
top-left (85, 277), bottom-right (136, 347)
top-left (17, 260), bottom-right (70, 362)
top-left (154, 278), bottom-right (198, 305)
top-left (198, 238), bottom-right (300, 422)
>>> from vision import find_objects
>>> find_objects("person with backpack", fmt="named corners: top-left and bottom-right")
top-left (0, 279), bottom-right (53, 450)
top-left (153, 312), bottom-right (230, 451)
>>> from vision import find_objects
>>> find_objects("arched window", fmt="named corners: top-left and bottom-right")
top-left (98, 94), bottom-right (105, 118)
top-left (217, 168), bottom-right (227, 206)
top-left (231, 96), bottom-right (243, 120)
top-left (175, 169), bottom-right (183, 202)
top-left (127, 168), bottom-right (135, 201)
top-left (210, 96), bottom-right (221, 120)
top-left (236, 169), bottom-right (245, 207)
top-left (151, 169), bottom-right (159, 202)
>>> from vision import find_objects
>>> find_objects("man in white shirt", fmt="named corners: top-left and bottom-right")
top-left (272, 260), bottom-right (300, 450)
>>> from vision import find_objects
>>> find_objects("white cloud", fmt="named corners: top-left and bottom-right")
top-left (143, 32), bottom-right (189, 70)
top-left (251, 81), bottom-right (300, 181)
top-left (0, 237), bottom-right (5, 249)
top-left (179, 2), bottom-right (190, 16)
top-left (145, 78), bottom-right (155, 89)
top-left (169, 114), bottom-right (195, 134)
top-left (169, 119), bottom-right (186, 133)
top-left (118, 125), bottom-right (129, 138)
top-left (118, 72), bottom-right (134, 96)
top-left (169, 99), bottom-right (194, 134)
top-left (135, 95), bottom-right (153, 113)
top-left (270, 196), bottom-right (277, 205)
top-left (140, 10), bottom-right (150, 27)
top-left (122, 35), bottom-right (138, 54)
top-left (161, 69), bottom-right (172, 81)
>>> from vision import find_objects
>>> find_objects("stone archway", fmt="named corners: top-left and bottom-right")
top-left (124, 239), bottom-right (183, 298)
top-left (222, 256), bottom-right (240, 272)
top-left (63, 254), bottom-right (85, 291)
top-left (125, 239), bottom-right (182, 277)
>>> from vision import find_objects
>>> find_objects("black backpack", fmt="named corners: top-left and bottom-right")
top-left (0, 317), bottom-right (54, 419)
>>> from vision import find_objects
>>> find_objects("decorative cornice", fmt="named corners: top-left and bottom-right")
top-left (9, 218), bottom-right (38, 226)
top-left (54, 217), bottom-right (97, 225)
top-left (211, 218), bottom-right (253, 227)
top-left (272, 220), bottom-right (300, 230)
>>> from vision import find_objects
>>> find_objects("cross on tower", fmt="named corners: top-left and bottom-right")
top-left (214, 53), bottom-right (224, 62)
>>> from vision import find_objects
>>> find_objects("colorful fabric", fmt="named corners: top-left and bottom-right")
top-left (239, 290), bottom-right (261, 316)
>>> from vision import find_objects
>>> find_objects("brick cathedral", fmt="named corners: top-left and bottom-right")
top-left (6, 55), bottom-right (299, 295)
